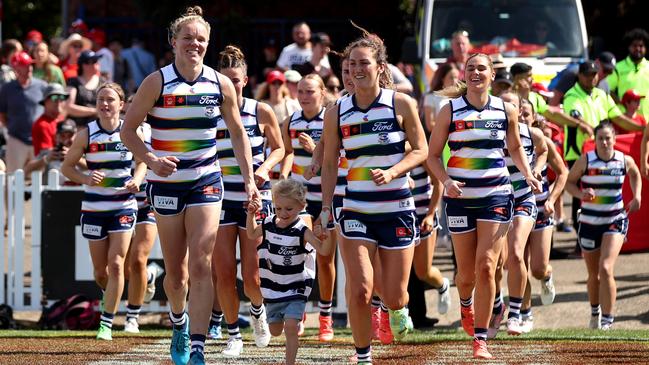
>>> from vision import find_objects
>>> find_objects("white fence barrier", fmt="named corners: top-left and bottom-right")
top-left (1, 169), bottom-right (347, 319)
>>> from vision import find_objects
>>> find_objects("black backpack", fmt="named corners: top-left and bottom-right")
top-left (0, 304), bottom-right (15, 329)
top-left (39, 294), bottom-right (100, 330)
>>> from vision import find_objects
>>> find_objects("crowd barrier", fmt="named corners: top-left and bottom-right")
top-left (1, 169), bottom-right (348, 318)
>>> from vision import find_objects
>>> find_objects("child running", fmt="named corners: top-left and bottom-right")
top-left (246, 178), bottom-right (332, 365)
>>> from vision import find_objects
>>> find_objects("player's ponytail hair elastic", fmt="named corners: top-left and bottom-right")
top-left (168, 6), bottom-right (210, 46)
top-left (218, 45), bottom-right (247, 74)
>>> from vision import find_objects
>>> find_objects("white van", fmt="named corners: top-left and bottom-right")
top-left (407, 0), bottom-right (589, 92)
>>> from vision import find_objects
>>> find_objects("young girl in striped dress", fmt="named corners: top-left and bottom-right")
top-left (246, 178), bottom-right (332, 365)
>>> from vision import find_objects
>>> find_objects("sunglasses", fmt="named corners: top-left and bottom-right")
top-left (49, 95), bottom-right (68, 102)
top-left (71, 43), bottom-right (83, 49)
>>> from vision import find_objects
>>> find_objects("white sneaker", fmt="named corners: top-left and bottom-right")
top-left (251, 309), bottom-right (271, 347)
top-left (506, 317), bottom-right (523, 336)
top-left (124, 318), bottom-right (140, 334)
top-left (222, 337), bottom-right (243, 357)
top-left (589, 313), bottom-right (602, 329)
top-left (144, 263), bottom-right (163, 303)
top-left (601, 323), bottom-right (612, 331)
top-left (540, 275), bottom-right (556, 305)
top-left (437, 278), bottom-right (451, 315)
top-left (521, 315), bottom-right (534, 333)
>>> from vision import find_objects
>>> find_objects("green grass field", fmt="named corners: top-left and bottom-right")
top-left (2, 327), bottom-right (648, 364)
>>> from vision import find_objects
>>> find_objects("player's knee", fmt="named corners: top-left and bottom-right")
top-left (106, 259), bottom-right (124, 277)
top-left (599, 262), bottom-right (614, 279)
top-left (476, 257), bottom-right (497, 281)
top-left (349, 283), bottom-right (373, 307)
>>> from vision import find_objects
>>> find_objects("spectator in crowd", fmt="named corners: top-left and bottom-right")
top-left (619, 89), bottom-right (647, 134)
top-left (25, 119), bottom-right (80, 185)
top-left (276, 22), bottom-right (331, 72)
top-left (88, 28), bottom-right (114, 82)
top-left (491, 68), bottom-right (513, 97)
top-left (23, 30), bottom-right (43, 54)
top-left (0, 51), bottom-right (47, 172)
top-left (1, 39), bottom-right (22, 87)
top-left (121, 38), bottom-right (156, 92)
top-left (550, 52), bottom-right (616, 106)
top-left (58, 33), bottom-right (92, 81)
top-left (31, 83), bottom-right (68, 156)
top-left (607, 28), bottom-right (649, 117)
top-left (423, 62), bottom-right (459, 132)
top-left (284, 70), bottom-right (301, 108)
top-left (256, 70), bottom-right (299, 125)
top-left (255, 38), bottom-right (279, 86)
top-left (388, 63), bottom-right (414, 95)
top-left (443, 30), bottom-right (471, 79)
top-left (66, 50), bottom-right (103, 127)
top-left (324, 74), bottom-right (342, 100)
top-left (511, 62), bottom-right (578, 129)
top-left (31, 42), bottom-right (66, 86)
top-left (294, 32), bottom-right (332, 79)
top-left (108, 40), bottom-right (131, 93)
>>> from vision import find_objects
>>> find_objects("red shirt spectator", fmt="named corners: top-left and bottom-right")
top-left (31, 83), bottom-right (69, 155)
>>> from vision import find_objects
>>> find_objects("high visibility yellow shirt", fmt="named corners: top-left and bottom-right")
top-left (563, 83), bottom-right (622, 161)
top-left (606, 56), bottom-right (649, 117)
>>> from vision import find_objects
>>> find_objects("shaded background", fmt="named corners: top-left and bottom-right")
top-left (2, 0), bottom-right (647, 71)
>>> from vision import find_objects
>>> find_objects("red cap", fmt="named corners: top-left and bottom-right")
top-left (621, 89), bottom-right (645, 104)
top-left (26, 30), bottom-right (43, 43)
top-left (266, 70), bottom-right (285, 84)
top-left (10, 51), bottom-right (35, 67)
top-left (87, 28), bottom-right (106, 47)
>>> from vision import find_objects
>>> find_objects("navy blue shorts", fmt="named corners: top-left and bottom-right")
top-left (300, 199), bottom-right (334, 229)
top-left (416, 211), bottom-right (440, 241)
top-left (136, 206), bottom-right (156, 225)
top-left (338, 211), bottom-right (418, 249)
top-left (146, 179), bottom-right (223, 216)
top-left (220, 200), bottom-right (272, 228)
top-left (444, 195), bottom-right (513, 234)
top-left (333, 195), bottom-right (344, 225)
top-left (513, 195), bottom-right (538, 220)
top-left (533, 211), bottom-right (554, 231)
top-left (81, 210), bottom-right (136, 240)
top-left (578, 219), bottom-right (628, 252)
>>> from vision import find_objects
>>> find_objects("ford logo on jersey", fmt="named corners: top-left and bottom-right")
top-left (372, 121), bottom-right (392, 132)
top-left (199, 95), bottom-right (219, 105)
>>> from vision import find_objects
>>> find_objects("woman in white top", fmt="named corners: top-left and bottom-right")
top-left (423, 62), bottom-right (460, 132)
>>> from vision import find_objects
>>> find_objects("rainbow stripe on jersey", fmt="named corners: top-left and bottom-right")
top-left (146, 63), bottom-right (222, 189)
top-left (446, 96), bottom-right (512, 207)
top-left (82, 120), bottom-right (137, 215)
top-left (216, 97), bottom-right (269, 208)
top-left (289, 108), bottom-right (325, 202)
top-left (338, 89), bottom-right (413, 221)
top-left (504, 122), bottom-right (535, 203)
top-left (579, 150), bottom-right (626, 225)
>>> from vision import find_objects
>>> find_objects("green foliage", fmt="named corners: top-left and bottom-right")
top-left (1, 0), bottom-right (62, 41)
